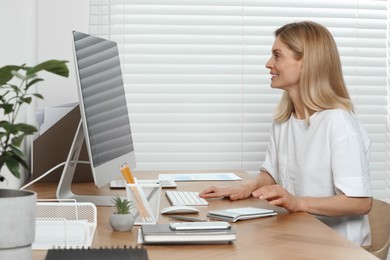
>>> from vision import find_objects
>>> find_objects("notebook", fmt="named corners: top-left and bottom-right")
top-left (45, 246), bottom-right (148, 260)
top-left (139, 223), bottom-right (236, 244)
top-left (207, 207), bottom-right (277, 222)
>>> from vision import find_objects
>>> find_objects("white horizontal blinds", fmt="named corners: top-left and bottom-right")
top-left (387, 7), bottom-right (390, 202)
top-left (90, 0), bottom-right (276, 172)
top-left (90, 0), bottom-right (389, 198)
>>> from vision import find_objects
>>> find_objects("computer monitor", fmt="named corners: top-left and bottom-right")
top-left (56, 31), bottom-right (136, 206)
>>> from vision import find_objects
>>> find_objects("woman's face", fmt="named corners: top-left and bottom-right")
top-left (265, 36), bottom-right (302, 92)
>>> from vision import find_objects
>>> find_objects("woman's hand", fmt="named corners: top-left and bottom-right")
top-left (252, 184), bottom-right (302, 212)
top-left (252, 185), bottom-right (373, 216)
top-left (200, 171), bottom-right (276, 201)
top-left (199, 182), bottom-right (257, 201)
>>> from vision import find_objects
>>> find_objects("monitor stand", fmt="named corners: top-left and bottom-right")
top-left (56, 120), bottom-right (114, 206)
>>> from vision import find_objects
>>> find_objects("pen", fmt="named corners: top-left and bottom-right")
top-left (168, 215), bottom-right (208, 222)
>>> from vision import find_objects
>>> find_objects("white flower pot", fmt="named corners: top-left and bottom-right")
top-left (0, 189), bottom-right (36, 260)
top-left (109, 212), bottom-right (135, 232)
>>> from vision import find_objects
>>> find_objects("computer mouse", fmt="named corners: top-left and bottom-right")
top-left (160, 205), bottom-right (199, 214)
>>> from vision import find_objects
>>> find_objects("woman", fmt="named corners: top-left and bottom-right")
top-left (199, 21), bottom-right (372, 246)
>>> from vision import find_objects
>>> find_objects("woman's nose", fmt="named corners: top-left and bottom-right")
top-left (265, 58), bottom-right (273, 69)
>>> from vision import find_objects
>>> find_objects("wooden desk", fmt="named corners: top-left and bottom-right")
top-left (31, 171), bottom-right (376, 260)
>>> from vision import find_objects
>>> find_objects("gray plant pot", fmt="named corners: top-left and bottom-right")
top-left (109, 212), bottom-right (135, 231)
top-left (0, 189), bottom-right (36, 260)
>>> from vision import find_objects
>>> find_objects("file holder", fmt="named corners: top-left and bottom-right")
top-left (126, 180), bottom-right (162, 225)
top-left (33, 200), bottom-right (97, 249)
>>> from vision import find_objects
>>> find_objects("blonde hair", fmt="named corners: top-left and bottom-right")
top-left (273, 21), bottom-right (353, 123)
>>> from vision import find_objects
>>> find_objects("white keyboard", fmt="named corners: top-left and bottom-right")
top-left (165, 191), bottom-right (209, 206)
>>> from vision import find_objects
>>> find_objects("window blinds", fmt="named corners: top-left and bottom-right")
top-left (90, 0), bottom-right (389, 200)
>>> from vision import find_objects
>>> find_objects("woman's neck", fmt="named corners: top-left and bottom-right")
top-left (288, 89), bottom-right (305, 119)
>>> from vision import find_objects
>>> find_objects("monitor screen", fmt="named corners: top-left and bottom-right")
top-left (56, 31), bottom-right (136, 206)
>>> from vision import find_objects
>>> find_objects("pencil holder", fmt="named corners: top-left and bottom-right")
top-left (126, 180), bottom-right (162, 225)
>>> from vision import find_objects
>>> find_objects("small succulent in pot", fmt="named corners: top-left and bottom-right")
top-left (112, 195), bottom-right (135, 214)
top-left (110, 195), bottom-right (136, 231)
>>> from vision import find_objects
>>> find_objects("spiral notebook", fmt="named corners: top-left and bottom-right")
top-left (45, 246), bottom-right (148, 260)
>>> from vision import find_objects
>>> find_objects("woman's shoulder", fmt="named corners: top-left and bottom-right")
top-left (313, 109), bottom-right (369, 137)
top-left (314, 110), bottom-right (371, 149)
top-left (312, 109), bottom-right (354, 124)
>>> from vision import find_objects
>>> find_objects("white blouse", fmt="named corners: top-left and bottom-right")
top-left (261, 109), bottom-right (372, 245)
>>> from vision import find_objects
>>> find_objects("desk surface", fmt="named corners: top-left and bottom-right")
top-left (31, 171), bottom-right (376, 260)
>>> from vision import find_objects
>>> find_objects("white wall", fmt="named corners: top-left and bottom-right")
top-left (0, 0), bottom-right (37, 66)
top-left (0, 0), bottom-right (38, 188)
top-left (0, 0), bottom-right (89, 188)
top-left (36, 0), bottom-right (89, 108)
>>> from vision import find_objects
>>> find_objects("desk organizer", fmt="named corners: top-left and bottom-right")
top-left (126, 180), bottom-right (162, 225)
top-left (33, 200), bottom-right (97, 249)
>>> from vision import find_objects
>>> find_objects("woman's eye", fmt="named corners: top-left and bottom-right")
top-left (273, 53), bottom-right (280, 59)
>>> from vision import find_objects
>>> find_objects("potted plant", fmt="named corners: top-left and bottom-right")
top-left (0, 60), bottom-right (69, 260)
top-left (110, 195), bottom-right (136, 231)
top-left (0, 60), bottom-right (69, 182)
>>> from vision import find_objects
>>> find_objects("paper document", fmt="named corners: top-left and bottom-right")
top-left (36, 103), bottom-right (78, 135)
top-left (158, 173), bottom-right (241, 181)
top-left (34, 219), bottom-right (90, 249)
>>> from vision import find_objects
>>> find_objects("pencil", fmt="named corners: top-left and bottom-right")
top-left (120, 163), bottom-right (153, 222)
top-left (134, 183), bottom-right (160, 221)
top-left (131, 186), bottom-right (149, 221)
top-left (120, 163), bottom-right (135, 183)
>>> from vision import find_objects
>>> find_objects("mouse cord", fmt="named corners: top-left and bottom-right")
top-left (19, 160), bottom-right (90, 190)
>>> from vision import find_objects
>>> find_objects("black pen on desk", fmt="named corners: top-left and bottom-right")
top-left (168, 215), bottom-right (208, 222)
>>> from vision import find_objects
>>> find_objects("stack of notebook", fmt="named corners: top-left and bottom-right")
top-left (139, 222), bottom-right (236, 244)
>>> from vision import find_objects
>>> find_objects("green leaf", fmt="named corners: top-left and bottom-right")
top-left (0, 104), bottom-right (14, 114)
top-left (5, 156), bottom-right (20, 179)
top-left (9, 84), bottom-right (21, 93)
top-left (0, 123), bottom-right (36, 136)
top-left (10, 146), bottom-right (28, 169)
top-left (29, 60), bottom-right (69, 77)
top-left (0, 120), bottom-right (11, 129)
top-left (11, 135), bottom-right (24, 147)
top-left (0, 92), bottom-right (7, 102)
top-left (3, 122), bottom-right (17, 134)
top-left (10, 145), bottom-right (25, 159)
top-left (26, 78), bottom-right (43, 88)
top-left (24, 73), bottom-right (37, 80)
top-left (0, 65), bottom-right (22, 84)
top-left (112, 195), bottom-right (134, 214)
top-left (14, 123), bottom-right (37, 134)
top-left (21, 97), bottom-right (32, 104)
top-left (32, 93), bottom-right (44, 99)
top-left (0, 120), bottom-right (8, 126)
